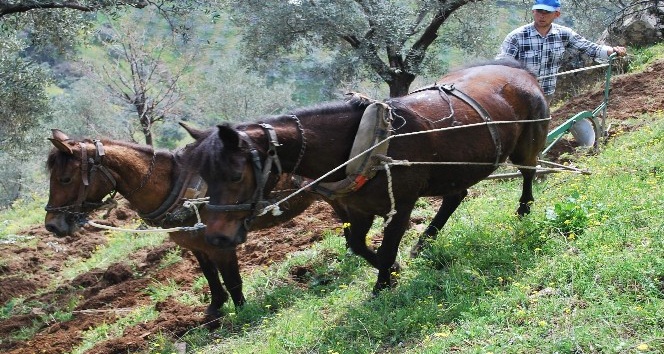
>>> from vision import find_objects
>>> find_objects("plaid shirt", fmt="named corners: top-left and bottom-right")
top-left (497, 23), bottom-right (611, 95)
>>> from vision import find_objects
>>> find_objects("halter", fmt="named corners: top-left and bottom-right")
top-left (205, 117), bottom-right (306, 229)
top-left (45, 140), bottom-right (118, 216)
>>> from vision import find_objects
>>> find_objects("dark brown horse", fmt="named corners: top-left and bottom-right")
top-left (44, 129), bottom-right (318, 325)
top-left (182, 60), bottom-right (550, 293)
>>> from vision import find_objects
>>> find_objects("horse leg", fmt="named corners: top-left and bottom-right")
top-left (516, 167), bottom-right (536, 216)
top-left (215, 249), bottom-right (246, 308)
top-left (510, 140), bottom-right (542, 217)
top-left (410, 190), bottom-right (468, 258)
top-left (373, 201), bottom-right (416, 294)
top-left (191, 251), bottom-right (228, 328)
top-left (511, 109), bottom-right (547, 216)
top-left (328, 200), bottom-right (353, 250)
top-left (344, 212), bottom-right (380, 268)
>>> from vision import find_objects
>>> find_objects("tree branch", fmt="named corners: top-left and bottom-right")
top-left (405, 0), bottom-right (473, 71)
top-left (0, 0), bottom-right (149, 18)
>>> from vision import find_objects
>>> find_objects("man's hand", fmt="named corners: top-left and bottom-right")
top-left (611, 46), bottom-right (627, 57)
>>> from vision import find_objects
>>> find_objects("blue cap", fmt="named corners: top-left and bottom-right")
top-left (532, 0), bottom-right (561, 12)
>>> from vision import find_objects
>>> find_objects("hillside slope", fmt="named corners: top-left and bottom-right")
top-left (1, 58), bottom-right (663, 353)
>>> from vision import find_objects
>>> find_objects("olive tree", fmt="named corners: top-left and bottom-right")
top-left (229, 0), bottom-right (488, 97)
top-left (0, 0), bottom-right (219, 206)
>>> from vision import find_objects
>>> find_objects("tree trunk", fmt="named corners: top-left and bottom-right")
top-left (388, 71), bottom-right (416, 97)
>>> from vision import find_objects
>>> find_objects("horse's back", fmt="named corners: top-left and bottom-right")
top-left (397, 63), bottom-right (546, 128)
top-left (441, 63), bottom-right (544, 103)
top-left (382, 62), bottom-right (548, 181)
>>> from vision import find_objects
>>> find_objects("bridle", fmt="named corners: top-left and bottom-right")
top-left (45, 139), bottom-right (158, 218)
top-left (205, 116), bottom-right (306, 229)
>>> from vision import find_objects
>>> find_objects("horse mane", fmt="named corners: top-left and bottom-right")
top-left (231, 97), bottom-right (369, 130)
top-left (187, 98), bottom-right (369, 177)
top-left (291, 99), bottom-right (368, 117)
top-left (46, 137), bottom-right (167, 173)
top-left (184, 126), bottom-right (227, 179)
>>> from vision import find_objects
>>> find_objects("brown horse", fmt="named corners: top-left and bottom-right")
top-left (181, 60), bottom-right (550, 294)
top-left (44, 129), bottom-right (318, 326)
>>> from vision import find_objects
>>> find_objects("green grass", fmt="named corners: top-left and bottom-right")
top-left (2, 115), bottom-right (661, 353)
top-left (0, 195), bottom-right (47, 243)
top-left (70, 305), bottom-right (159, 354)
top-left (176, 114), bottom-right (663, 353)
top-left (61, 229), bottom-right (168, 281)
top-left (627, 42), bottom-right (664, 72)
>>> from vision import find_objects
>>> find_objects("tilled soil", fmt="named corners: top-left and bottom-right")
top-left (1, 59), bottom-right (663, 354)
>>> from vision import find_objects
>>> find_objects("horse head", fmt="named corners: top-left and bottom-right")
top-left (182, 123), bottom-right (262, 249)
top-left (45, 129), bottom-right (117, 236)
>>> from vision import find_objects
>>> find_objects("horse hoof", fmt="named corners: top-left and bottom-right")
top-left (516, 203), bottom-right (531, 217)
top-left (371, 279), bottom-right (398, 296)
top-left (390, 262), bottom-right (401, 274)
top-left (410, 239), bottom-right (430, 258)
top-left (372, 264), bottom-right (401, 295)
top-left (371, 282), bottom-right (388, 296)
top-left (203, 314), bottom-right (221, 330)
top-left (203, 305), bottom-right (223, 329)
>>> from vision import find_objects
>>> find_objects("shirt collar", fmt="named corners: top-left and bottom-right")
top-left (528, 22), bottom-right (560, 38)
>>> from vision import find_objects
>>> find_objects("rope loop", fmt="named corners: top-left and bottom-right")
top-left (382, 161), bottom-right (397, 227)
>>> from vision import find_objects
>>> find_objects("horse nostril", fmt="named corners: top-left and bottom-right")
top-left (205, 235), bottom-right (235, 249)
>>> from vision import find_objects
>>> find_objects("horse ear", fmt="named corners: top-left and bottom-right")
top-left (179, 121), bottom-right (207, 141)
top-left (49, 129), bottom-right (74, 155)
top-left (217, 124), bottom-right (242, 151)
top-left (51, 129), bottom-right (70, 141)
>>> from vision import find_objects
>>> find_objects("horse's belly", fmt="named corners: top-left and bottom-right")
top-left (424, 165), bottom-right (496, 195)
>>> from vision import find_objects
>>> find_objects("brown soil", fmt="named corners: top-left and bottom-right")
top-left (1, 59), bottom-right (663, 354)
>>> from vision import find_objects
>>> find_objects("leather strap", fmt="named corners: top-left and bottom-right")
top-left (439, 84), bottom-right (503, 166)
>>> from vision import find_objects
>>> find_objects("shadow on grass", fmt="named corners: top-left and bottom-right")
top-left (202, 213), bottom-right (549, 352)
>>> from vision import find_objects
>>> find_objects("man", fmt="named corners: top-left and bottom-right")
top-left (497, 0), bottom-right (627, 103)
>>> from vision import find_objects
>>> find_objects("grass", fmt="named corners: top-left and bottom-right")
top-left (61, 229), bottom-right (168, 281)
top-left (627, 42), bottom-right (664, 72)
top-left (1, 116), bottom-right (661, 352)
top-left (0, 195), bottom-right (47, 244)
top-left (70, 305), bottom-right (159, 354)
top-left (181, 114), bottom-right (663, 353)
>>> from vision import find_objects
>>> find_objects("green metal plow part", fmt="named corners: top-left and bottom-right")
top-left (542, 53), bottom-right (617, 156)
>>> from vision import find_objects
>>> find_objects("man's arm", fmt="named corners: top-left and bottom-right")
top-left (565, 27), bottom-right (626, 59)
top-left (496, 34), bottom-right (520, 60)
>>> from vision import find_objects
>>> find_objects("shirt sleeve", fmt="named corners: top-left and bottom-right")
top-left (496, 34), bottom-right (519, 60)
top-left (564, 27), bottom-right (612, 60)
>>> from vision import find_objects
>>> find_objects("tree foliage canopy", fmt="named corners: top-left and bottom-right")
top-left (0, 36), bottom-right (50, 150)
top-left (0, 0), bottom-right (220, 150)
top-left (229, 0), bottom-right (479, 97)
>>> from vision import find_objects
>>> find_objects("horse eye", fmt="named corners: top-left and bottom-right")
top-left (59, 177), bottom-right (73, 185)
top-left (230, 173), bottom-right (243, 183)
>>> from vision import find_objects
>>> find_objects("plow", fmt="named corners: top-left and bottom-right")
top-left (488, 53), bottom-right (619, 180)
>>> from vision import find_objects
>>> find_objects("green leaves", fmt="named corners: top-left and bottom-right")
top-left (544, 191), bottom-right (595, 237)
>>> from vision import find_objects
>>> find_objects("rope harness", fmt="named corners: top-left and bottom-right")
top-left (260, 62), bottom-right (614, 223)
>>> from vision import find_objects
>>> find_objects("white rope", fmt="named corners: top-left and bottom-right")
top-left (537, 62), bottom-right (610, 80)
top-left (261, 120), bottom-right (552, 209)
top-left (382, 161), bottom-right (397, 227)
top-left (259, 117), bottom-right (551, 216)
top-left (252, 60), bottom-right (613, 216)
top-left (380, 159), bottom-right (579, 172)
top-left (85, 199), bottom-right (207, 233)
top-left (86, 220), bottom-right (190, 233)
top-left (223, 63), bottom-right (612, 221)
